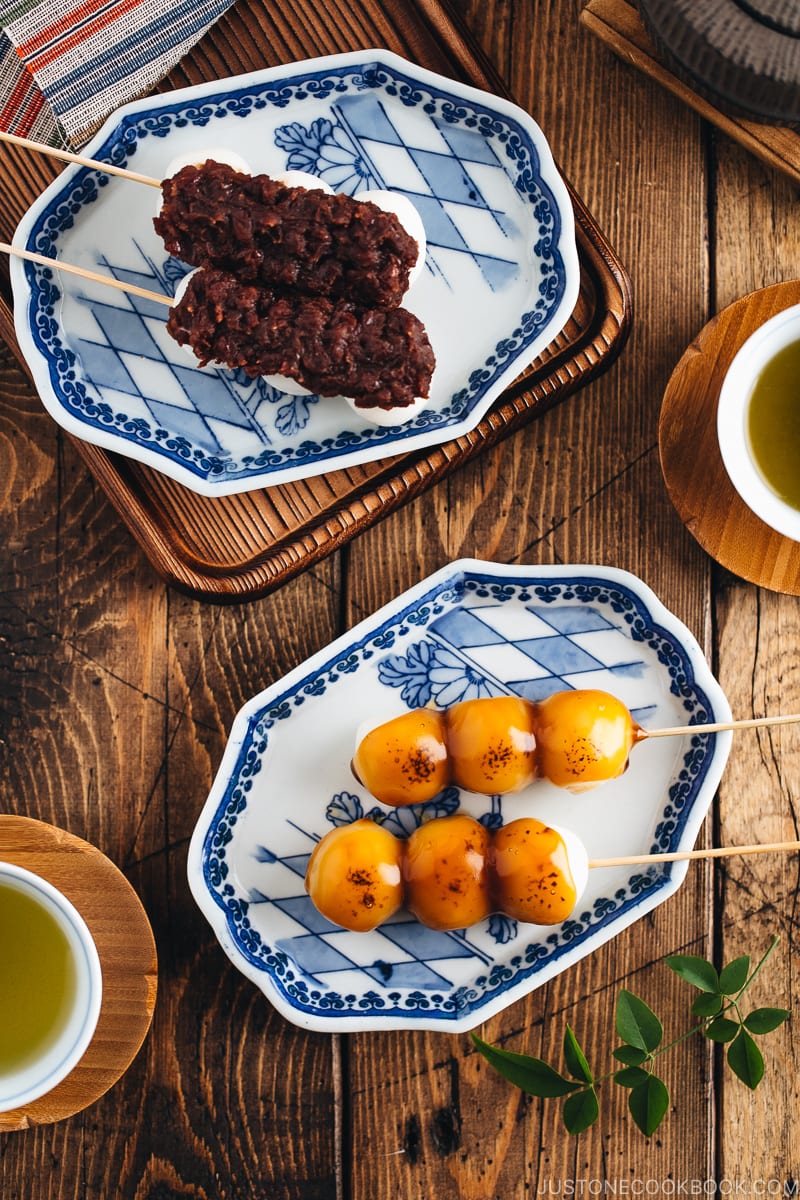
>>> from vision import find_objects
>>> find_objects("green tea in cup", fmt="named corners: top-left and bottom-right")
top-left (0, 863), bottom-right (102, 1112)
top-left (746, 338), bottom-right (800, 511)
top-left (717, 303), bottom-right (800, 541)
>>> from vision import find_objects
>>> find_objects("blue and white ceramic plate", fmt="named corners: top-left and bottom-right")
top-left (188, 560), bottom-right (731, 1032)
top-left (11, 50), bottom-right (579, 496)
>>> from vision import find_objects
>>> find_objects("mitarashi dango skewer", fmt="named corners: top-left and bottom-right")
top-left (351, 690), bottom-right (800, 804)
top-left (304, 814), bottom-right (588, 932)
top-left (304, 812), bottom-right (800, 934)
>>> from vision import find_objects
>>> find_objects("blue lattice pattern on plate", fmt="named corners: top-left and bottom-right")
top-left (275, 94), bottom-right (523, 291)
top-left (12, 51), bottom-right (580, 495)
top-left (189, 563), bottom-right (732, 1031)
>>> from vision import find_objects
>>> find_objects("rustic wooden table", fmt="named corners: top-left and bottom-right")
top-left (1, 0), bottom-right (799, 1193)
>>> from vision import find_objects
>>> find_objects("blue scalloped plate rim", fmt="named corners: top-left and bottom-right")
top-left (11, 49), bottom-right (580, 496)
top-left (187, 560), bottom-right (732, 1032)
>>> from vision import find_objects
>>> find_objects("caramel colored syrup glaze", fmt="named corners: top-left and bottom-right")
top-left (490, 818), bottom-right (578, 924)
top-left (351, 689), bottom-right (642, 805)
top-left (305, 814), bottom-right (579, 933)
top-left (303, 818), bottom-right (404, 932)
top-left (403, 813), bottom-right (491, 930)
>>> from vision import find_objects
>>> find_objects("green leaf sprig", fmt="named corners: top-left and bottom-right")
top-left (470, 936), bottom-right (789, 1138)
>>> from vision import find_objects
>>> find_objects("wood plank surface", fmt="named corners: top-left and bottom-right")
top-left (581, 0), bottom-right (800, 187)
top-left (1, 0), bottom-right (798, 1196)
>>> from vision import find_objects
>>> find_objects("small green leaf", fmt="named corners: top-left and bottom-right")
top-left (691, 992), bottom-right (723, 1017)
top-left (628, 1075), bottom-right (670, 1137)
top-left (616, 990), bottom-right (663, 1053)
top-left (470, 1034), bottom-right (577, 1097)
top-left (563, 1025), bottom-right (593, 1083)
top-left (744, 1007), bottom-right (790, 1035)
top-left (726, 1030), bottom-right (765, 1090)
top-left (719, 955), bottom-right (750, 995)
top-left (666, 954), bottom-right (720, 993)
top-left (613, 1045), bottom-right (649, 1066)
top-left (614, 1066), bottom-right (651, 1089)
top-left (562, 1087), bottom-right (600, 1134)
top-left (704, 1017), bottom-right (740, 1043)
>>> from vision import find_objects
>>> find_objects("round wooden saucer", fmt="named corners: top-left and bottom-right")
top-left (659, 280), bottom-right (800, 596)
top-left (0, 816), bottom-right (157, 1131)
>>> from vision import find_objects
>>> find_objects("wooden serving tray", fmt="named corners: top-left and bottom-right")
top-left (0, 0), bottom-right (631, 602)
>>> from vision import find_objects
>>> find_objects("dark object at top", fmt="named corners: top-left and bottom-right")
top-left (638, 0), bottom-right (800, 125)
top-left (155, 161), bottom-right (420, 309)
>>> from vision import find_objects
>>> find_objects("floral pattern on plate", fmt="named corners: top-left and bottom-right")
top-left (12, 50), bottom-right (580, 495)
top-left (187, 561), bottom-right (731, 1032)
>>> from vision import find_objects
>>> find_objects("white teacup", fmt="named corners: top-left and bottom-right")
top-left (0, 863), bottom-right (103, 1112)
top-left (717, 303), bottom-right (800, 541)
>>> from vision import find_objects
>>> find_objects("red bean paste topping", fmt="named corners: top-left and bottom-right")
top-left (167, 268), bottom-right (435, 410)
top-left (155, 161), bottom-right (420, 309)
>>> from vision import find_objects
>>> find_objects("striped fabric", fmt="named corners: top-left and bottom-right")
top-left (0, 0), bottom-right (237, 147)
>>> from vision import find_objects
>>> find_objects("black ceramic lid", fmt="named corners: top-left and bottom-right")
top-left (638, 0), bottom-right (800, 124)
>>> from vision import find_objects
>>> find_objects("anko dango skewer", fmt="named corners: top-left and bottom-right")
top-left (2, 245), bottom-right (434, 418)
top-left (155, 160), bottom-right (424, 309)
top-left (3, 132), bottom-right (433, 422)
top-left (168, 266), bottom-right (434, 411)
top-left (351, 689), bottom-right (800, 804)
top-left (304, 811), bottom-right (800, 934)
top-left (0, 131), bottom-right (428, 309)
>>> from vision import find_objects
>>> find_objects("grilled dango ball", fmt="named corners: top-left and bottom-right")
top-left (351, 689), bottom-right (643, 805)
top-left (303, 818), bottom-right (403, 931)
top-left (351, 708), bottom-right (449, 807)
top-left (304, 814), bottom-right (589, 933)
top-left (404, 813), bottom-right (492, 930)
top-left (534, 689), bottom-right (641, 792)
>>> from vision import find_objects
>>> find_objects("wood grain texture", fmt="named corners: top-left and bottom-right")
top-left (2, 0), bottom-right (800, 1196)
top-left (659, 280), bottom-right (800, 594)
top-left (582, 0), bottom-right (800, 186)
top-left (709, 104), bottom-right (800, 1189)
top-left (0, 816), bottom-right (157, 1132)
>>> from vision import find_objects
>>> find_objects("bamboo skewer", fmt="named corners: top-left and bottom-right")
top-left (590, 839), bottom-right (800, 869)
top-left (0, 128), bottom-right (161, 188)
top-left (644, 712), bottom-right (800, 739)
top-left (1, 243), bottom-right (172, 307)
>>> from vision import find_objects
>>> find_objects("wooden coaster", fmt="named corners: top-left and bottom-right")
top-left (581, 0), bottom-right (800, 187)
top-left (659, 280), bottom-right (800, 595)
top-left (0, 817), bottom-right (157, 1131)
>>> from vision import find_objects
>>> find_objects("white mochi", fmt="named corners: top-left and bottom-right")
top-left (276, 170), bottom-right (334, 194)
top-left (549, 822), bottom-right (590, 911)
top-left (343, 393), bottom-right (431, 427)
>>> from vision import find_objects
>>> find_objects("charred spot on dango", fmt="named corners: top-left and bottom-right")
top-left (534, 689), bottom-right (642, 791)
top-left (351, 708), bottom-right (449, 807)
top-left (490, 818), bottom-right (580, 924)
top-left (404, 814), bottom-right (492, 931)
top-left (304, 818), bottom-right (403, 932)
top-left (444, 696), bottom-right (537, 795)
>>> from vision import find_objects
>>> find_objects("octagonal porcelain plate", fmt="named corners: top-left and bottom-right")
top-left (187, 560), bottom-right (731, 1032)
top-left (11, 49), bottom-right (579, 496)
